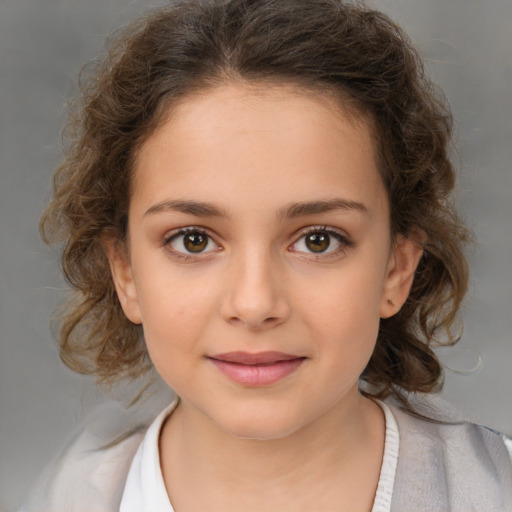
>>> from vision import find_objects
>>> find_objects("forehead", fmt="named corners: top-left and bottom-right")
top-left (131, 82), bottom-right (387, 219)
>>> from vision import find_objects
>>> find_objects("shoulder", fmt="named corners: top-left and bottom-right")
top-left (18, 401), bottom-right (154, 512)
top-left (387, 397), bottom-right (512, 511)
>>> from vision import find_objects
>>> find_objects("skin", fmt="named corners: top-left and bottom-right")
top-left (107, 82), bottom-right (424, 511)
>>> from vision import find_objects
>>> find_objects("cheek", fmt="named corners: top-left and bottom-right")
top-left (305, 289), bottom-right (381, 351)
top-left (134, 271), bottom-right (217, 367)
top-left (302, 287), bottom-right (381, 391)
top-left (295, 256), bottom-right (387, 351)
top-left (304, 258), bottom-right (385, 313)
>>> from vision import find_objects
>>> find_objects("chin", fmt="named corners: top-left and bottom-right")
top-left (212, 405), bottom-right (307, 441)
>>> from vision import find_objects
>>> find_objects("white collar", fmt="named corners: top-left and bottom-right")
top-left (119, 400), bottom-right (179, 512)
top-left (119, 399), bottom-right (399, 512)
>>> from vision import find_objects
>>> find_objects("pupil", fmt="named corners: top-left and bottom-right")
top-left (184, 233), bottom-right (207, 252)
top-left (306, 233), bottom-right (330, 253)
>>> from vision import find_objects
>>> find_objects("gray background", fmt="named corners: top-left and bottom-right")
top-left (1, 0), bottom-right (511, 509)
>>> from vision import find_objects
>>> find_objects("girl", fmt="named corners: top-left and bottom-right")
top-left (21, 0), bottom-right (512, 510)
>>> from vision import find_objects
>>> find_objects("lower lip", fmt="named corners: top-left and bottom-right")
top-left (208, 358), bottom-right (305, 386)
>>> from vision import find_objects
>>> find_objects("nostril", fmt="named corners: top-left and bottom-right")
top-left (226, 314), bottom-right (285, 331)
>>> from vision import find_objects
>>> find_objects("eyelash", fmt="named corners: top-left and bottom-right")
top-left (163, 226), bottom-right (219, 261)
top-left (290, 225), bottom-right (353, 258)
top-left (162, 225), bottom-right (353, 261)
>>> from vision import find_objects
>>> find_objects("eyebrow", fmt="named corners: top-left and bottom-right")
top-left (144, 197), bottom-right (368, 219)
top-left (144, 199), bottom-right (231, 218)
top-left (278, 198), bottom-right (369, 219)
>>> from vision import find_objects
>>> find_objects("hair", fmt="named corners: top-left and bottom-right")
top-left (41, 0), bottom-right (470, 406)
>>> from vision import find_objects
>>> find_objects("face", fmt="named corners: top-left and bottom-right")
top-left (108, 83), bottom-right (421, 440)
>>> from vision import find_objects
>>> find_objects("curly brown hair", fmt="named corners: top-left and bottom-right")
top-left (41, 0), bottom-right (469, 404)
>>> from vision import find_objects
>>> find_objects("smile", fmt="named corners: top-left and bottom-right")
top-left (207, 351), bottom-right (306, 386)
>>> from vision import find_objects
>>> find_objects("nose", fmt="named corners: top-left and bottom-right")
top-left (221, 248), bottom-right (290, 331)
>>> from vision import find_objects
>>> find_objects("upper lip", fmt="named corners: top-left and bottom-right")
top-left (208, 351), bottom-right (304, 365)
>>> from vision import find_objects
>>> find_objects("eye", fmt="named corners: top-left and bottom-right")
top-left (166, 228), bottom-right (218, 255)
top-left (291, 227), bottom-right (350, 255)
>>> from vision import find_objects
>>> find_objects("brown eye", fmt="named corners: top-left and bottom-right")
top-left (305, 233), bottom-right (330, 253)
top-left (292, 228), bottom-right (349, 256)
top-left (168, 229), bottom-right (217, 255)
top-left (183, 232), bottom-right (208, 252)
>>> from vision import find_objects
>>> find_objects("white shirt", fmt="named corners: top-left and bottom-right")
top-left (119, 400), bottom-right (399, 512)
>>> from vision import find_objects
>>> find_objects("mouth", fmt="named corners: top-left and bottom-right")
top-left (207, 351), bottom-right (306, 386)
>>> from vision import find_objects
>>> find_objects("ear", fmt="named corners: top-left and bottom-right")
top-left (104, 238), bottom-right (142, 324)
top-left (379, 227), bottom-right (426, 319)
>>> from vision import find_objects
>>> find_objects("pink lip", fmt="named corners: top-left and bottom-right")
top-left (208, 351), bottom-right (306, 386)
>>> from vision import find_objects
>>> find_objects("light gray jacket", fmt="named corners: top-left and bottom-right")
top-left (20, 399), bottom-right (512, 511)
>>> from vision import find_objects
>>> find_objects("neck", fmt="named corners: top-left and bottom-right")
top-left (159, 389), bottom-right (385, 512)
